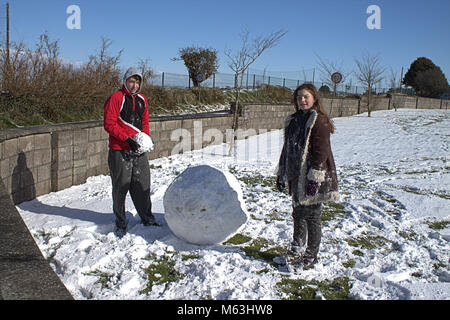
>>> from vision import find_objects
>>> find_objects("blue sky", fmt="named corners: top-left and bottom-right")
top-left (2, 0), bottom-right (449, 87)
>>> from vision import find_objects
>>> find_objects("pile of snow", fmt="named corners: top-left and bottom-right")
top-left (163, 165), bottom-right (248, 245)
top-left (133, 132), bottom-right (154, 154)
top-left (16, 109), bottom-right (450, 300)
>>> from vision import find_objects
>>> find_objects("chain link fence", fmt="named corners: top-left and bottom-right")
top-left (148, 70), bottom-right (397, 96)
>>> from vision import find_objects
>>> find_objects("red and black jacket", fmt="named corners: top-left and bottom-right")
top-left (104, 85), bottom-right (150, 150)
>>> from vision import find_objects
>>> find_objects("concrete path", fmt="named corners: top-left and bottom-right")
top-left (0, 179), bottom-right (73, 300)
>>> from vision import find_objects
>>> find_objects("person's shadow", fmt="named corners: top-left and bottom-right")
top-left (11, 151), bottom-right (170, 242)
top-left (12, 152), bottom-right (36, 204)
top-left (17, 198), bottom-right (168, 240)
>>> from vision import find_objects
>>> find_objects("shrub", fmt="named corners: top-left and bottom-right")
top-left (0, 34), bottom-right (121, 126)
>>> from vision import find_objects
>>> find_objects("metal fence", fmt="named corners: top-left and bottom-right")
top-left (148, 70), bottom-right (395, 95)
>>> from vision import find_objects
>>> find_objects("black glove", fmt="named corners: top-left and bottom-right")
top-left (125, 137), bottom-right (140, 153)
top-left (276, 176), bottom-right (285, 192)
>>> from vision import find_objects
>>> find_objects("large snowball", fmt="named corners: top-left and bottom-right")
top-left (134, 132), bottom-right (154, 154)
top-left (163, 165), bottom-right (248, 245)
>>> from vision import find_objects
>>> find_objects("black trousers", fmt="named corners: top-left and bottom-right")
top-left (292, 203), bottom-right (322, 259)
top-left (108, 150), bottom-right (155, 230)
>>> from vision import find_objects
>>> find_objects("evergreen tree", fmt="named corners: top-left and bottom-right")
top-left (403, 57), bottom-right (448, 97)
top-left (174, 46), bottom-right (218, 87)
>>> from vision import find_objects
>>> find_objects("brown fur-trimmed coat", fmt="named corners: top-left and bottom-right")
top-left (277, 110), bottom-right (339, 206)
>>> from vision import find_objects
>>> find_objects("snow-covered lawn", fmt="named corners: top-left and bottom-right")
top-left (17, 109), bottom-right (450, 300)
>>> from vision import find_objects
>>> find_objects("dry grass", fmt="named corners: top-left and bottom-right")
top-left (0, 34), bottom-right (122, 127)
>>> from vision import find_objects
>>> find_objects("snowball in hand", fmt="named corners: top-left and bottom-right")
top-left (163, 165), bottom-right (248, 245)
top-left (133, 132), bottom-right (154, 154)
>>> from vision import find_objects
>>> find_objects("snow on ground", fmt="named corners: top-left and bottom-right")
top-left (17, 109), bottom-right (450, 300)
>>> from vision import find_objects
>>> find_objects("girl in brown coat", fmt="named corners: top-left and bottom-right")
top-left (276, 83), bottom-right (339, 269)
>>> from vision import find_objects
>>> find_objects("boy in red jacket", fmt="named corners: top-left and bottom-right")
top-left (104, 67), bottom-right (157, 237)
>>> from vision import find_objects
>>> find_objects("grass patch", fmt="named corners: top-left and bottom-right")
top-left (265, 209), bottom-right (289, 222)
top-left (345, 233), bottom-right (390, 250)
top-left (223, 85), bottom-right (292, 104)
top-left (34, 229), bottom-right (55, 244)
top-left (140, 253), bottom-right (185, 295)
top-left (425, 219), bottom-right (450, 230)
top-left (82, 269), bottom-right (113, 290)
top-left (398, 228), bottom-right (420, 241)
top-left (181, 253), bottom-right (200, 261)
top-left (321, 202), bottom-right (345, 224)
top-left (223, 233), bottom-right (252, 245)
top-left (342, 259), bottom-right (356, 268)
top-left (398, 186), bottom-right (450, 200)
top-left (238, 173), bottom-right (277, 191)
top-left (228, 167), bottom-right (281, 193)
top-left (239, 238), bottom-right (287, 265)
top-left (277, 276), bottom-right (353, 300)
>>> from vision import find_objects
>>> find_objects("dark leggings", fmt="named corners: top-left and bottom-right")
top-left (108, 150), bottom-right (154, 229)
top-left (292, 203), bottom-right (322, 259)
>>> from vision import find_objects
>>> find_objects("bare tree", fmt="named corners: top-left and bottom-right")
top-left (224, 28), bottom-right (287, 155)
top-left (387, 67), bottom-right (399, 111)
top-left (354, 53), bottom-right (386, 117)
top-left (388, 67), bottom-right (399, 90)
top-left (315, 53), bottom-right (352, 94)
top-left (224, 28), bottom-right (287, 154)
top-left (137, 57), bottom-right (154, 90)
top-left (225, 28), bottom-right (287, 126)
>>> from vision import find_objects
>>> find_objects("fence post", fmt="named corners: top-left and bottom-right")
top-left (162, 72), bottom-right (165, 89)
top-left (415, 96), bottom-right (419, 109)
top-left (188, 76), bottom-right (191, 89)
top-left (440, 99), bottom-right (443, 109)
top-left (246, 72), bottom-right (249, 89)
top-left (268, 76), bottom-right (271, 86)
top-left (253, 74), bottom-right (255, 90)
top-left (283, 78), bottom-right (285, 88)
top-left (213, 73), bottom-right (215, 89)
